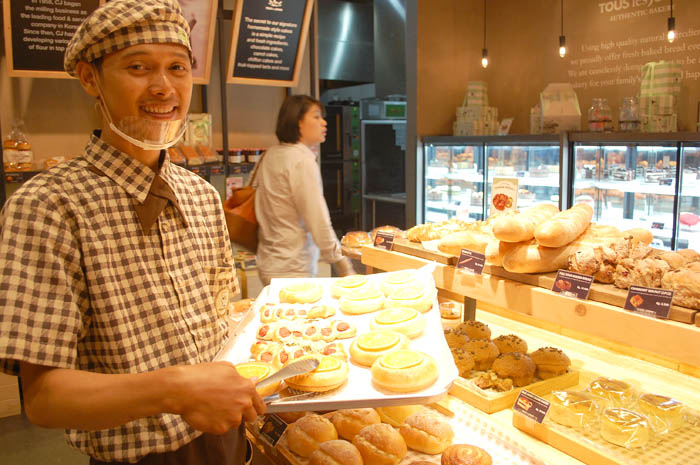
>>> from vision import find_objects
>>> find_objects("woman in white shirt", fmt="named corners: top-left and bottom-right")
top-left (255, 95), bottom-right (355, 285)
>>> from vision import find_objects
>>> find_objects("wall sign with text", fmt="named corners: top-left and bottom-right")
top-left (226, 0), bottom-right (314, 87)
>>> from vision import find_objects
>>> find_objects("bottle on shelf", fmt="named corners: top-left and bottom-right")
top-left (587, 98), bottom-right (613, 132)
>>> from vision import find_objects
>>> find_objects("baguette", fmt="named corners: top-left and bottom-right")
top-left (492, 203), bottom-right (560, 243)
top-left (534, 203), bottom-right (594, 247)
top-left (437, 228), bottom-right (493, 256)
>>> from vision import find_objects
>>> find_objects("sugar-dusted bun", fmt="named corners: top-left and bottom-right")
top-left (463, 339), bottom-right (500, 371)
top-left (280, 281), bottom-right (323, 304)
top-left (331, 408), bottom-right (382, 441)
top-left (399, 412), bottom-right (454, 454)
top-left (529, 347), bottom-right (571, 379)
top-left (548, 390), bottom-right (601, 428)
top-left (371, 350), bottom-right (439, 393)
top-left (339, 285), bottom-right (385, 314)
top-left (310, 439), bottom-right (363, 465)
top-left (491, 352), bottom-right (535, 387)
top-left (492, 334), bottom-right (528, 354)
top-left (352, 423), bottom-right (407, 465)
top-left (450, 347), bottom-right (475, 377)
top-left (380, 270), bottom-right (419, 296)
top-left (332, 275), bottom-right (372, 298)
top-left (637, 393), bottom-right (685, 433)
top-left (443, 327), bottom-right (470, 349)
top-left (350, 330), bottom-right (410, 367)
top-left (586, 377), bottom-right (634, 407)
top-left (600, 408), bottom-right (651, 448)
top-left (384, 282), bottom-right (435, 313)
top-left (375, 404), bottom-right (423, 427)
top-left (234, 361), bottom-right (280, 397)
top-left (285, 355), bottom-right (349, 392)
top-left (370, 307), bottom-right (426, 338)
top-left (342, 231), bottom-right (373, 248)
top-left (456, 321), bottom-right (491, 340)
top-left (286, 413), bottom-right (339, 457)
top-left (441, 444), bottom-right (492, 465)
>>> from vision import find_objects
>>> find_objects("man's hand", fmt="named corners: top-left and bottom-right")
top-left (333, 257), bottom-right (356, 277)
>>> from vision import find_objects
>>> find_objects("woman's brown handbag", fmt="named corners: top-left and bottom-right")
top-left (223, 153), bottom-right (264, 252)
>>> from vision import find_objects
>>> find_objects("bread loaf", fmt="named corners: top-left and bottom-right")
top-left (534, 203), bottom-right (593, 247)
top-left (437, 229), bottom-right (493, 256)
top-left (491, 203), bottom-right (560, 243)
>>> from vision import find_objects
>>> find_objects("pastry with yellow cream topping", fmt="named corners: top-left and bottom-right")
top-left (339, 285), bottom-right (385, 314)
top-left (285, 354), bottom-right (350, 392)
top-left (369, 307), bottom-right (426, 338)
top-left (371, 350), bottom-right (439, 393)
top-left (331, 275), bottom-right (371, 298)
top-left (349, 330), bottom-right (410, 366)
top-left (279, 281), bottom-right (323, 304)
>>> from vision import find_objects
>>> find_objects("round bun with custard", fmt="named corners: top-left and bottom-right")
top-left (285, 355), bottom-right (349, 392)
top-left (399, 412), bottom-right (454, 454)
top-left (309, 439), bottom-right (363, 465)
top-left (350, 330), bottom-right (410, 367)
top-left (600, 408), bottom-right (651, 448)
top-left (352, 423), bottom-right (407, 465)
top-left (371, 349), bottom-right (439, 393)
top-left (441, 444), bottom-right (492, 465)
top-left (339, 285), bottom-right (385, 314)
top-left (331, 275), bottom-right (372, 298)
top-left (235, 361), bottom-right (280, 397)
top-left (384, 282), bottom-right (435, 313)
top-left (375, 404), bottom-right (423, 427)
top-left (286, 413), bottom-right (338, 457)
top-left (279, 281), bottom-right (323, 304)
top-left (492, 352), bottom-right (535, 387)
top-left (492, 334), bottom-right (528, 354)
top-left (463, 339), bottom-right (500, 371)
top-left (370, 307), bottom-right (426, 338)
top-left (529, 347), bottom-right (571, 379)
top-left (331, 408), bottom-right (382, 441)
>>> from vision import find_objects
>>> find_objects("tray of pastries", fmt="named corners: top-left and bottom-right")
top-left (217, 266), bottom-right (459, 413)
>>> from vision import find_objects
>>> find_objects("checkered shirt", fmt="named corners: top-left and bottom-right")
top-left (0, 133), bottom-right (239, 462)
top-left (64, 0), bottom-right (192, 77)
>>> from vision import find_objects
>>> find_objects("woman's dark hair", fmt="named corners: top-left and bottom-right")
top-left (275, 95), bottom-right (323, 143)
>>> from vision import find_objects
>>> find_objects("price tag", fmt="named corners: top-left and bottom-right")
top-left (374, 231), bottom-right (395, 251)
top-left (456, 249), bottom-right (485, 275)
top-left (258, 414), bottom-right (289, 447)
top-left (624, 285), bottom-right (673, 320)
top-left (551, 270), bottom-right (593, 300)
top-left (651, 222), bottom-right (664, 230)
top-left (513, 390), bottom-right (551, 424)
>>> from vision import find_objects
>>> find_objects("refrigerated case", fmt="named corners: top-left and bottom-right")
top-left (422, 136), bottom-right (561, 223)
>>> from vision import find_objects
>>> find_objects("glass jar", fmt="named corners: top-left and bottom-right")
top-left (618, 96), bottom-right (641, 132)
top-left (588, 98), bottom-right (613, 132)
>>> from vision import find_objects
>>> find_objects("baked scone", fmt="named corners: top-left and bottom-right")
top-left (492, 352), bottom-right (536, 387)
top-left (463, 339), bottom-right (500, 371)
top-left (370, 307), bottom-right (426, 338)
top-left (349, 330), bottom-right (410, 367)
top-left (332, 320), bottom-right (357, 339)
top-left (309, 439), bottom-right (363, 465)
top-left (586, 377), bottom-right (634, 407)
top-left (384, 282), bottom-right (435, 313)
top-left (443, 327), bottom-right (470, 349)
top-left (492, 334), bottom-right (528, 354)
top-left (380, 270), bottom-right (419, 296)
top-left (636, 393), bottom-right (685, 433)
top-left (331, 275), bottom-right (372, 298)
top-left (235, 361), bottom-right (280, 397)
top-left (456, 321), bottom-right (491, 340)
top-left (529, 347), bottom-right (571, 379)
top-left (331, 408), bottom-right (382, 441)
top-left (339, 285), bottom-right (385, 314)
top-left (450, 347), bottom-right (475, 378)
top-left (371, 349), bottom-right (439, 393)
top-left (441, 444), bottom-right (492, 465)
top-left (285, 355), bottom-right (349, 392)
top-left (600, 408), bottom-right (651, 448)
top-left (352, 423), bottom-right (407, 465)
top-left (548, 390), bottom-right (601, 428)
top-left (280, 281), bottom-right (323, 304)
top-left (399, 412), bottom-right (454, 454)
top-left (375, 404), bottom-right (423, 427)
top-left (286, 413), bottom-right (338, 457)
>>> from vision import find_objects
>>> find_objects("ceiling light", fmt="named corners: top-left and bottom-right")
top-left (481, 0), bottom-right (488, 68)
top-left (559, 0), bottom-right (567, 57)
top-left (667, 0), bottom-right (675, 43)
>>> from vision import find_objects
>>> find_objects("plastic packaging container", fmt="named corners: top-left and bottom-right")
top-left (619, 96), bottom-right (641, 132)
top-left (588, 98), bottom-right (613, 132)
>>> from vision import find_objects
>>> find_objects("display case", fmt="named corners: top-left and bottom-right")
top-left (422, 136), bottom-right (561, 223)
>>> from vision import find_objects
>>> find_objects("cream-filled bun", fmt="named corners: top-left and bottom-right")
top-left (279, 281), bottom-right (323, 304)
top-left (286, 413), bottom-right (338, 457)
top-left (399, 412), bottom-right (454, 454)
top-left (371, 350), bottom-right (439, 393)
top-left (349, 330), bottom-right (410, 367)
top-left (637, 393), bottom-right (685, 433)
top-left (331, 408), bottom-right (382, 441)
top-left (339, 285), bottom-right (385, 315)
top-left (375, 404), bottom-right (423, 427)
top-left (384, 282), bottom-right (435, 313)
top-left (352, 423), bottom-right (407, 465)
top-left (370, 307), bottom-right (426, 339)
top-left (548, 390), bottom-right (601, 428)
top-left (332, 320), bottom-right (357, 339)
top-left (331, 275), bottom-right (372, 298)
top-left (380, 270), bottom-right (419, 296)
top-left (600, 408), bottom-right (651, 448)
top-left (285, 354), bottom-right (349, 392)
top-left (309, 439), bottom-right (363, 465)
top-left (235, 361), bottom-right (280, 397)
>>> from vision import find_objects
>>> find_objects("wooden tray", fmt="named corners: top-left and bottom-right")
top-left (513, 407), bottom-right (700, 465)
top-left (449, 370), bottom-right (579, 414)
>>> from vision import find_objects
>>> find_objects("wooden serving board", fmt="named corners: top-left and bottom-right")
top-left (392, 238), bottom-right (457, 265)
top-left (449, 370), bottom-right (579, 414)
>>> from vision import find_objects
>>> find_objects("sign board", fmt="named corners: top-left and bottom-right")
top-left (226, 0), bottom-right (314, 87)
top-left (373, 231), bottom-right (394, 251)
top-left (4, 0), bottom-right (102, 78)
top-left (513, 390), bottom-right (550, 424)
top-left (456, 249), bottom-right (485, 275)
top-left (624, 285), bottom-right (673, 320)
top-left (551, 270), bottom-right (593, 300)
top-left (180, 0), bottom-right (218, 85)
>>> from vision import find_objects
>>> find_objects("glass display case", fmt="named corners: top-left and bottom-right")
top-left (422, 136), bottom-right (561, 223)
top-left (678, 143), bottom-right (700, 251)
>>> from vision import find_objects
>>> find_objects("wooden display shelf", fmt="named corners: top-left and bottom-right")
top-left (392, 238), bottom-right (457, 265)
top-left (449, 370), bottom-right (579, 414)
top-left (361, 246), bottom-right (700, 374)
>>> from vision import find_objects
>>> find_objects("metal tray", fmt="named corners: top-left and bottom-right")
top-left (216, 267), bottom-right (459, 413)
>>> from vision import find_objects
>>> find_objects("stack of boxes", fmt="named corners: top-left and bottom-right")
top-left (454, 81), bottom-right (498, 136)
top-left (640, 61), bottom-right (681, 133)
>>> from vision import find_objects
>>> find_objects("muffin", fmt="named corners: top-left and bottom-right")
top-left (529, 347), bottom-right (571, 379)
top-left (491, 352), bottom-right (536, 387)
top-left (450, 347), bottom-right (475, 377)
top-left (456, 320), bottom-right (491, 340)
top-left (463, 338), bottom-right (500, 371)
top-left (492, 334), bottom-right (528, 354)
top-left (443, 327), bottom-right (470, 349)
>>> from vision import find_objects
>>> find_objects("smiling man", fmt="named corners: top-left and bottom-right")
top-left (0, 1), bottom-right (265, 464)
